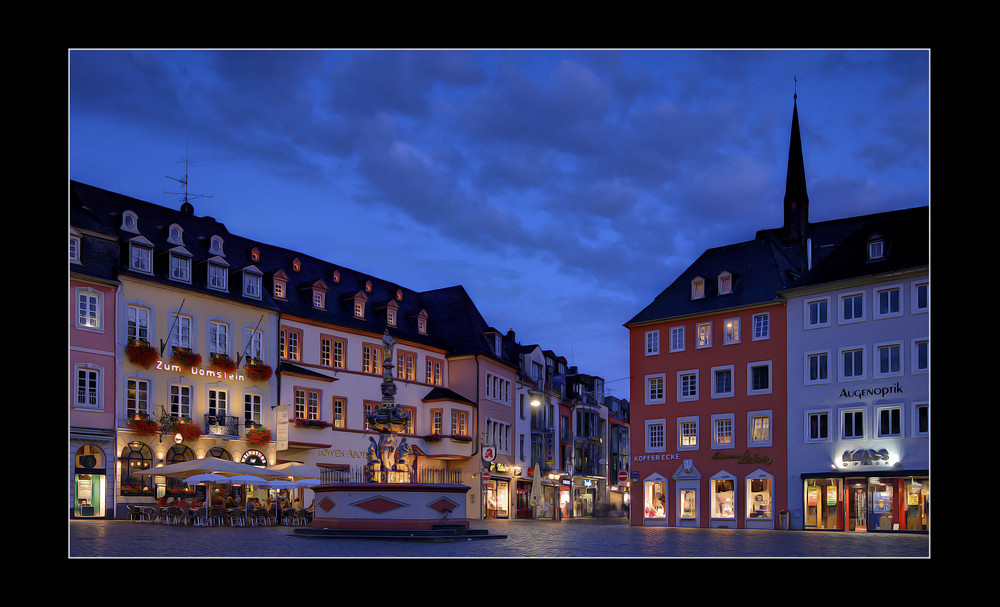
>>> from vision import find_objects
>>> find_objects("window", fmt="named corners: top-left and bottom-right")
top-left (710, 473), bottom-right (736, 519)
top-left (711, 414), bottom-right (734, 449)
top-left (127, 305), bottom-right (150, 343)
top-left (244, 392), bottom-right (262, 426)
top-left (691, 277), bottom-right (705, 299)
top-left (126, 377), bottom-right (150, 418)
top-left (312, 287), bottom-right (325, 309)
top-left (244, 328), bottom-right (264, 362)
top-left (168, 313), bottom-right (193, 350)
top-left (320, 337), bottom-right (345, 369)
top-left (332, 397), bottom-right (346, 428)
top-left (680, 488), bottom-right (698, 520)
top-left (875, 342), bottom-right (902, 377)
top-left (129, 241), bottom-right (152, 273)
top-left (840, 292), bottom-right (865, 323)
top-left (678, 416), bottom-right (698, 450)
top-left (431, 409), bottom-right (443, 435)
top-left (243, 270), bottom-right (261, 299)
top-left (451, 410), bottom-right (468, 436)
top-left (486, 372), bottom-right (511, 404)
top-left (76, 289), bottom-right (101, 329)
top-left (868, 237), bottom-right (884, 260)
top-left (711, 366), bottom-right (734, 398)
top-left (723, 318), bottom-right (740, 344)
top-left (912, 281), bottom-right (928, 313)
top-left (169, 252), bottom-right (191, 282)
top-left (912, 402), bottom-right (929, 437)
top-left (806, 351), bottom-right (830, 384)
top-left (677, 370), bottom-right (698, 402)
top-left (913, 339), bottom-right (929, 374)
top-left (748, 411), bottom-right (771, 447)
top-left (752, 312), bottom-right (769, 340)
top-left (747, 361), bottom-right (772, 395)
top-left (70, 233), bottom-right (81, 263)
top-left (718, 271), bottom-right (732, 295)
top-left (294, 388), bottom-right (320, 421)
top-left (387, 306), bottom-right (397, 326)
top-left (645, 374), bottom-right (665, 404)
top-left (362, 344), bottom-right (384, 375)
top-left (354, 298), bottom-right (365, 318)
top-left (877, 405), bottom-right (902, 438)
top-left (209, 236), bottom-right (225, 256)
top-left (645, 330), bottom-right (660, 355)
top-left (169, 382), bottom-right (193, 418)
top-left (806, 298), bottom-right (830, 328)
top-left (696, 322), bottom-right (712, 348)
top-left (208, 262), bottom-right (228, 291)
top-left (75, 366), bottom-right (101, 409)
top-left (208, 387), bottom-right (229, 420)
top-left (280, 328), bottom-right (301, 361)
top-left (746, 473), bottom-right (773, 520)
top-left (417, 316), bottom-right (427, 334)
top-left (874, 285), bottom-right (902, 319)
top-left (273, 273), bottom-right (287, 299)
top-left (426, 358), bottom-right (443, 385)
top-left (397, 351), bottom-right (416, 381)
top-left (840, 346), bottom-right (866, 380)
top-left (806, 410), bottom-right (830, 442)
top-left (643, 476), bottom-right (668, 519)
top-left (646, 420), bottom-right (666, 452)
top-left (670, 326), bottom-right (685, 352)
top-left (208, 320), bottom-right (229, 356)
top-left (841, 409), bottom-right (865, 440)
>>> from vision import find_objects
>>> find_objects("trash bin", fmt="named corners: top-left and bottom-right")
top-left (779, 509), bottom-right (790, 530)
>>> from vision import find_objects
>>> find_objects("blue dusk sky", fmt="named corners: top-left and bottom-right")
top-left (68, 49), bottom-right (931, 401)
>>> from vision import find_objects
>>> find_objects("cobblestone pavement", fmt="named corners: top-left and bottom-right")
top-left (69, 518), bottom-right (930, 559)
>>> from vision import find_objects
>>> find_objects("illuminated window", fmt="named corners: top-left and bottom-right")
top-left (76, 289), bottom-right (101, 329)
top-left (678, 416), bottom-right (698, 449)
top-left (696, 322), bottom-right (712, 348)
top-left (723, 317), bottom-right (739, 344)
top-left (332, 397), bottom-right (346, 428)
top-left (712, 414), bottom-right (734, 449)
top-left (426, 358), bottom-right (443, 385)
top-left (397, 351), bottom-right (415, 381)
top-left (362, 344), bottom-right (384, 375)
top-left (748, 411), bottom-right (771, 446)
top-left (691, 277), bottom-right (705, 300)
top-left (645, 374), bottom-right (665, 404)
top-left (643, 476), bottom-right (667, 519)
top-left (710, 474), bottom-right (735, 519)
top-left (746, 474), bottom-right (773, 520)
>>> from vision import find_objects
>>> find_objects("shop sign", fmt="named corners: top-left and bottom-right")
top-left (839, 381), bottom-right (902, 400)
top-left (840, 448), bottom-right (891, 467)
top-left (712, 449), bottom-right (773, 465)
top-left (490, 462), bottom-right (509, 473)
top-left (154, 359), bottom-right (246, 382)
top-left (633, 453), bottom-right (680, 462)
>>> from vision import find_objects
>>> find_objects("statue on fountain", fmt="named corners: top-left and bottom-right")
top-left (364, 329), bottom-right (413, 483)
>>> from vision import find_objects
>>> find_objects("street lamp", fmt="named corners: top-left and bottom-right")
top-left (529, 391), bottom-right (542, 407)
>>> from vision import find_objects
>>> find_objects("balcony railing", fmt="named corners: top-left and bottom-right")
top-left (204, 414), bottom-right (240, 437)
top-left (321, 466), bottom-right (465, 485)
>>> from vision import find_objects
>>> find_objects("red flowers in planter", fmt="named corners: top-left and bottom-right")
top-left (292, 418), bottom-right (332, 428)
top-left (246, 426), bottom-right (272, 447)
top-left (170, 420), bottom-right (203, 442)
top-left (128, 417), bottom-right (160, 437)
top-left (210, 353), bottom-right (238, 373)
top-left (125, 340), bottom-right (159, 368)
top-left (171, 347), bottom-right (202, 369)
top-left (245, 359), bottom-right (273, 382)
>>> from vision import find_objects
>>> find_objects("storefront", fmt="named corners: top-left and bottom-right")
top-left (72, 443), bottom-right (111, 518)
top-left (802, 471), bottom-right (928, 532)
top-left (483, 475), bottom-right (510, 519)
top-left (639, 464), bottom-right (779, 529)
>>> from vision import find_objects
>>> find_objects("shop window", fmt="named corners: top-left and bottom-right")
top-left (643, 475), bottom-right (668, 519)
top-left (746, 472), bottom-right (773, 520)
top-left (710, 472), bottom-right (736, 520)
top-left (119, 441), bottom-right (153, 496)
top-left (679, 489), bottom-right (698, 520)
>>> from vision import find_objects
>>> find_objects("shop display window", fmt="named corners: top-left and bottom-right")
top-left (746, 476), bottom-right (773, 519)
top-left (804, 478), bottom-right (841, 530)
top-left (710, 475), bottom-right (735, 519)
top-left (644, 479), bottom-right (667, 519)
top-left (679, 489), bottom-right (697, 519)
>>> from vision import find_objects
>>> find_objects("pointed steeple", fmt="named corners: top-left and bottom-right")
top-left (783, 93), bottom-right (809, 242)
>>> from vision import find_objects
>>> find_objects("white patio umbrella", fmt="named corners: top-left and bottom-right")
top-left (268, 461), bottom-right (322, 480)
top-left (530, 463), bottom-right (543, 519)
top-left (184, 472), bottom-right (230, 508)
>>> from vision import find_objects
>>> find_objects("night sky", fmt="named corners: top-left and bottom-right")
top-left (69, 49), bottom-right (931, 400)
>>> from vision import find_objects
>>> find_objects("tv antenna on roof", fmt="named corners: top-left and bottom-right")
top-left (165, 140), bottom-right (212, 211)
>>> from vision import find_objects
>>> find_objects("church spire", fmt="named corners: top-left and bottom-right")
top-left (783, 89), bottom-right (809, 242)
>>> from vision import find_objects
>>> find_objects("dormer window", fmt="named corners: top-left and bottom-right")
top-left (207, 257), bottom-right (229, 291)
top-left (311, 280), bottom-right (328, 310)
top-left (70, 229), bottom-right (81, 264)
top-left (867, 235), bottom-right (885, 260)
top-left (250, 247), bottom-right (261, 262)
top-left (169, 249), bottom-right (192, 282)
top-left (121, 210), bottom-right (139, 234)
top-left (292, 258), bottom-right (301, 273)
top-left (272, 270), bottom-right (288, 300)
top-left (386, 301), bottom-right (398, 327)
top-left (691, 276), bottom-right (705, 300)
top-left (718, 271), bottom-right (732, 295)
top-left (209, 235), bottom-right (225, 257)
top-left (396, 289), bottom-right (403, 301)
top-left (365, 280), bottom-right (373, 294)
top-left (167, 224), bottom-right (184, 245)
top-left (243, 267), bottom-right (262, 299)
top-left (128, 236), bottom-right (154, 274)
top-left (332, 270), bottom-right (340, 283)
top-left (352, 291), bottom-right (368, 318)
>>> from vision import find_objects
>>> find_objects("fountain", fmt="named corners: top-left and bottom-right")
top-left (296, 329), bottom-right (504, 542)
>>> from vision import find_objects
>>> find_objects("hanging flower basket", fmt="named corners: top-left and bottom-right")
top-left (125, 340), bottom-right (159, 368)
top-left (210, 353), bottom-right (238, 373)
top-left (128, 417), bottom-right (160, 437)
top-left (171, 347), bottom-right (202, 369)
top-left (246, 426), bottom-right (272, 447)
top-left (245, 360), bottom-right (273, 382)
top-left (170, 420), bottom-right (203, 442)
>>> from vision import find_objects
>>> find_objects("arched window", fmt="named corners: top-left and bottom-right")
top-left (119, 441), bottom-right (153, 495)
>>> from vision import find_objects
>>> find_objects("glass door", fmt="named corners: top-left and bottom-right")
top-left (846, 478), bottom-right (867, 531)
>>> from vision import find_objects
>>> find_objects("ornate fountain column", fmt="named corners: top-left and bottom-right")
top-left (364, 329), bottom-right (412, 484)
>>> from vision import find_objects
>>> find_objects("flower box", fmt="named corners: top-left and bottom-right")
top-left (424, 434), bottom-right (443, 442)
top-left (210, 353), bottom-right (238, 373)
top-left (128, 417), bottom-right (160, 437)
top-left (292, 418), bottom-right (332, 428)
top-left (245, 359), bottom-right (273, 382)
top-left (449, 434), bottom-right (473, 442)
top-left (125, 340), bottom-right (159, 368)
top-left (170, 420), bottom-right (203, 442)
top-left (171, 347), bottom-right (202, 369)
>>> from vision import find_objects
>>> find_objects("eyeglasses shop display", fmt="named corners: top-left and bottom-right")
top-left (804, 476), bottom-right (928, 532)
